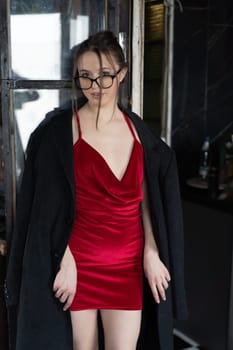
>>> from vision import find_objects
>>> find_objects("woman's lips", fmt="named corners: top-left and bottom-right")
top-left (91, 93), bottom-right (104, 99)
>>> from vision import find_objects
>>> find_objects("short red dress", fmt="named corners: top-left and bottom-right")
top-left (69, 111), bottom-right (144, 310)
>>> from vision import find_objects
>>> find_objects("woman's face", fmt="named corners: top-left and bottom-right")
top-left (76, 51), bottom-right (127, 108)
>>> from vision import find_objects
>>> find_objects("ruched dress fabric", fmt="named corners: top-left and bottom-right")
top-left (69, 111), bottom-right (144, 311)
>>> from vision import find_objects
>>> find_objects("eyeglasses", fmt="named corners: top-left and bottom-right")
top-left (74, 68), bottom-right (122, 90)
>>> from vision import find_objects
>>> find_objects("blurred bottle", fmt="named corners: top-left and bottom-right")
top-left (207, 141), bottom-right (220, 199)
top-left (217, 134), bottom-right (233, 200)
top-left (198, 136), bottom-right (210, 180)
top-left (224, 135), bottom-right (233, 195)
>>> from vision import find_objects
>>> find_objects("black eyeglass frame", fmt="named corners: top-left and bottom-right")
top-left (74, 68), bottom-right (122, 90)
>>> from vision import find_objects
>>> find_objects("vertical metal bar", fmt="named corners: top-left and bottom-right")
top-left (161, 0), bottom-right (175, 146)
top-left (0, 0), bottom-right (15, 243)
top-left (0, 2), bottom-right (16, 348)
top-left (118, 0), bottom-right (132, 108)
top-left (161, 2), bottom-right (169, 141)
top-left (60, 10), bottom-right (71, 105)
top-left (132, 0), bottom-right (145, 117)
top-left (104, 0), bottom-right (108, 29)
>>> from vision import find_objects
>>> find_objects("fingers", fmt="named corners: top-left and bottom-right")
top-left (54, 287), bottom-right (75, 309)
top-left (151, 281), bottom-right (166, 304)
top-left (151, 283), bottom-right (160, 304)
top-left (162, 274), bottom-right (170, 290)
top-left (165, 269), bottom-right (171, 283)
top-left (53, 271), bottom-right (76, 310)
top-left (63, 294), bottom-right (75, 311)
top-left (144, 250), bottom-right (171, 304)
top-left (157, 281), bottom-right (166, 301)
top-left (149, 274), bottom-right (171, 304)
top-left (53, 262), bottom-right (77, 310)
top-left (59, 291), bottom-right (69, 304)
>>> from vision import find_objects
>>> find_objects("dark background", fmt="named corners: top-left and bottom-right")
top-left (172, 0), bottom-right (233, 187)
top-left (172, 1), bottom-right (233, 349)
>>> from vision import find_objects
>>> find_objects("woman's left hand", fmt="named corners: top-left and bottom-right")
top-left (143, 248), bottom-right (171, 304)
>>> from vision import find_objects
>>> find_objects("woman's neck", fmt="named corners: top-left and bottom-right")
top-left (84, 101), bottom-right (121, 125)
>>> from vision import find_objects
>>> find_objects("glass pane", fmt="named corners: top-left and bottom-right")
top-left (0, 131), bottom-right (6, 242)
top-left (10, 0), bottom-right (105, 80)
top-left (14, 88), bottom-right (71, 183)
top-left (143, 1), bottom-right (165, 136)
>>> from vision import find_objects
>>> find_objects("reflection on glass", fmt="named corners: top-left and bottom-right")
top-left (10, 0), bottom-right (105, 80)
top-left (0, 127), bottom-right (6, 242)
top-left (70, 15), bottom-right (89, 49)
top-left (11, 14), bottom-right (61, 80)
top-left (14, 89), bottom-right (71, 182)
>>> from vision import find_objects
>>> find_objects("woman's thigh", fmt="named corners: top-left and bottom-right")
top-left (100, 309), bottom-right (142, 350)
top-left (70, 310), bottom-right (98, 350)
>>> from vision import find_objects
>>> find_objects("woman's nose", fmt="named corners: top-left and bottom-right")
top-left (92, 79), bottom-right (100, 89)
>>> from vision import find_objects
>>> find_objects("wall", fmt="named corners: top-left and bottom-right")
top-left (172, 0), bottom-right (233, 187)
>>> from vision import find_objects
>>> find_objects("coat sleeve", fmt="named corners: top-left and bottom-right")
top-left (6, 132), bottom-right (39, 306)
top-left (161, 149), bottom-right (188, 320)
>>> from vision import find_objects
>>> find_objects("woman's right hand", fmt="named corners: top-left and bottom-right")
top-left (53, 246), bottom-right (77, 311)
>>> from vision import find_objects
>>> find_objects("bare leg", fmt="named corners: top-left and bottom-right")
top-left (100, 310), bottom-right (141, 350)
top-left (70, 310), bottom-right (98, 350)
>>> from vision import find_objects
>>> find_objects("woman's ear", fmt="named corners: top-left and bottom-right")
top-left (119, 67), bottom-right (128, 83)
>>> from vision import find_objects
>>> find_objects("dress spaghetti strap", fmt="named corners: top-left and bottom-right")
top-left (76, 110), bottom-right (136, 141)
top-left (76, 111), bottom-right (82, 138)
top-left (123, 113), bottom-right (137, 140)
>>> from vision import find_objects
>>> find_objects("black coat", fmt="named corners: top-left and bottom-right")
top-left (6, 103), bottom-right (188, 350)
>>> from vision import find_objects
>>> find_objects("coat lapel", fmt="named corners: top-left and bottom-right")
top-left (50, 108), bottom-right (75, 200)
top-left (127, 109), bottom-right (164, 243)
top-left (126, 109), bottom-right (160, 180)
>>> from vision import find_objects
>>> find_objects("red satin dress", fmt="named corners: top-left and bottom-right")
top-left (69, 111), bottom-right (144, 310)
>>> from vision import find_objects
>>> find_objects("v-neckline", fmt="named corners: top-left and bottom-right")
top-left (79, 138), bottom-right (136, 182)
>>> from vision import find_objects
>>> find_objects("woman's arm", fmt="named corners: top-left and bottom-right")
top-left (142, 179), bottom-right (171, 303)
top-left (53, 245), bottom-right (77, 311)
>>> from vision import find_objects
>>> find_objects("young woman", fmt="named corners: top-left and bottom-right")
top-left (6, 31), bottom-right (187, 350)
